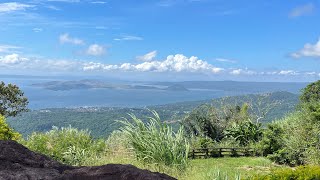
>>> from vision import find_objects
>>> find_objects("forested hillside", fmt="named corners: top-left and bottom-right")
top-left (8, 91), bottom-right (299, 138)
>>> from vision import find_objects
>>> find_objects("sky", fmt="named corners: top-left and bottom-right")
top-left (0, 0), bottom-right (320, 82)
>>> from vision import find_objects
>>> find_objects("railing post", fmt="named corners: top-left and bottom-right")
top-left (192, 149), bottom-right (195, 159)
top-left (205, 148), bottom-right (209, 159)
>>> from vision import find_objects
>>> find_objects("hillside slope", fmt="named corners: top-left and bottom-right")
top-left (8, 91), bottom-right (299, 138)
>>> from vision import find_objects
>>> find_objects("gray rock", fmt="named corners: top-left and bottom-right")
top-left (0, 140), bottom-right (176, 180)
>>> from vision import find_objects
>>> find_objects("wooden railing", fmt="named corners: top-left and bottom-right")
top-left (189, 147), bottom-right (255, 159)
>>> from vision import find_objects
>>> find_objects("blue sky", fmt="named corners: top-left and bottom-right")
top-left (0, 0), bottom-right (319, 82)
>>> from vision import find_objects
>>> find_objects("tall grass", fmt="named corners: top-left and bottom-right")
top-left (119, 110), bottom-right (190, 171)
top-left (22, 126), bottom-right (107, 166)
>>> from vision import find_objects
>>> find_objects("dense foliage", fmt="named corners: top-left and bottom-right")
top-left (0, 115), bottom-right (21, 141)
top-left (119, 110), bottom-right (190, 171)
top-left (183, 102), bottom-right (263, 147)
top-left (22, 126), bottom-right (107, 166)
top-left (300, 80), bottom-right (320, 103)
top-left (0, 81), bottom-right (29, 117)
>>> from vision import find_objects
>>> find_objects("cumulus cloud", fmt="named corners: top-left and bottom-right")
top-left (0, 53), bottom-right (81, 71)
top-left (136, 51), bottom-right (157, 61)
top-left (0, 2), bottom-right (34, 13)
top-left (291, 38), bottom-right (320, 58)
top-left (114, 35), bottom-right (143, 41)
top-left (83, 54), bottom-right (224, 73)
top-left (289, 3), bottom-right (315, 18)
top-left (59, 33), bottom-right (85, 45)
top-left (0, 54), bottom-right (28, 65)
top-left (85, 44), bottom-right (106, 56)
top-left (1, 53), bottom-right (318, 79)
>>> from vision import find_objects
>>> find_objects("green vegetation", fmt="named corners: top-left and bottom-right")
top-left (22, 126), bottom-right (106, 166)
top-left (8, 91), bottom-right (299, 138)
top-left (0, 81), bottom-right (29, 117)
top-left (251, 165), bottom-right (320, 180)
top-left (119, 110), bottom-right (189, 171)
top-left (0, 115), bottom-right (21, 140)
top-left (300, 80), bottom-right (320, 103)
top-left (4, 80), bottom-right (320, 179)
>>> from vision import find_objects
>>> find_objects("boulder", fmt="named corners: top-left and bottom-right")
top-left (0, 140), bottom-right (176, 180)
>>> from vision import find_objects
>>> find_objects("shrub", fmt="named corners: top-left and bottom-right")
top-left (23, 126), bottom-right (106, 166)
top-left (250, 165), bottom-right (320, 180)
top-left (119, 110), bottom-right (190, 171)
top-left (0, 115), bottom-right (21, 141)
top-left (256, 123), bottom-right (284, 156)
top-left (225, 120), bottom-right (262, 146)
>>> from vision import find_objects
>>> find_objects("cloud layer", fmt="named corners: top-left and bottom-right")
top-left (1, 53), bottom-right (319, 79)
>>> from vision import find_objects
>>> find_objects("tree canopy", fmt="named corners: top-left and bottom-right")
top-left (300, 80), bottom-right (320, 103)
top-left (0, 81), bottom-right (29, 117)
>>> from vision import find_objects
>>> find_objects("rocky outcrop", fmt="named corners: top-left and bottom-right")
top-left (0, 140), bottom-right (176, 180)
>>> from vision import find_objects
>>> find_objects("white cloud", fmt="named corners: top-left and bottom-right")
top-left (278, 70), bottom-right (299, 75)
top-left (291, 38), bottom-right (320, 58)
top-left (0, 53), bottom-right (81, 71)
top-left (230, 68), bottom-right (256, 75)
top-left (0, 54), bottom-right (28, 65)
top-left (83, 54), bottom-right (224, 73)
top-left (86, 44), bottom-right (106, 56)
top-left (305, 71), bottom-right (316, 76)
top-left (289, 3), bottom-right (315, 18)
top-left (0, 45), bottom-right (21, 53)
top-left (0, 2), bottom-right (34, 13)
top-left (59, 33), bottom-right (85, 45)
top-left (1, 53), bottom-right (318, 80)
top-left (114, 35), bottom-right (143, 41)
top-left (33, 28), bottom-right (43, 32)
top-left (215, 58), bottom-right (236, 63)
top-left (136, 51), bottom-right (157, 61)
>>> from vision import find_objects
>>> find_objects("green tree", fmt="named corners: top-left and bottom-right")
top-left (300, 80), bottom-right (320, 103)
top-left (0, 115), bottom-right (21, 140)
top-left (182, 103), bottom-right (250, 141)
top-left (0, 81), bottom-right (29, 117)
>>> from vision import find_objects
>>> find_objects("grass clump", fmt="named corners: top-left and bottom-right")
top-left (119, 110), bottom-right (190, 172)
top-left (22, 126), bottom-right (106, 166)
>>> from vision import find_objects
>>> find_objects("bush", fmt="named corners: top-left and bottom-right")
top-left (250, 165), bottom-right (320, 180)
top-left (23, 126), bottom-right (106, 166)
top-left (0, 115), bottom-right (21, 141)
top-left (225, 120), bottom-right (262, 146)
top-left (256, 123), bottom-right (284, 156)
top-left (119, 110), bottom-right (190, 171)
